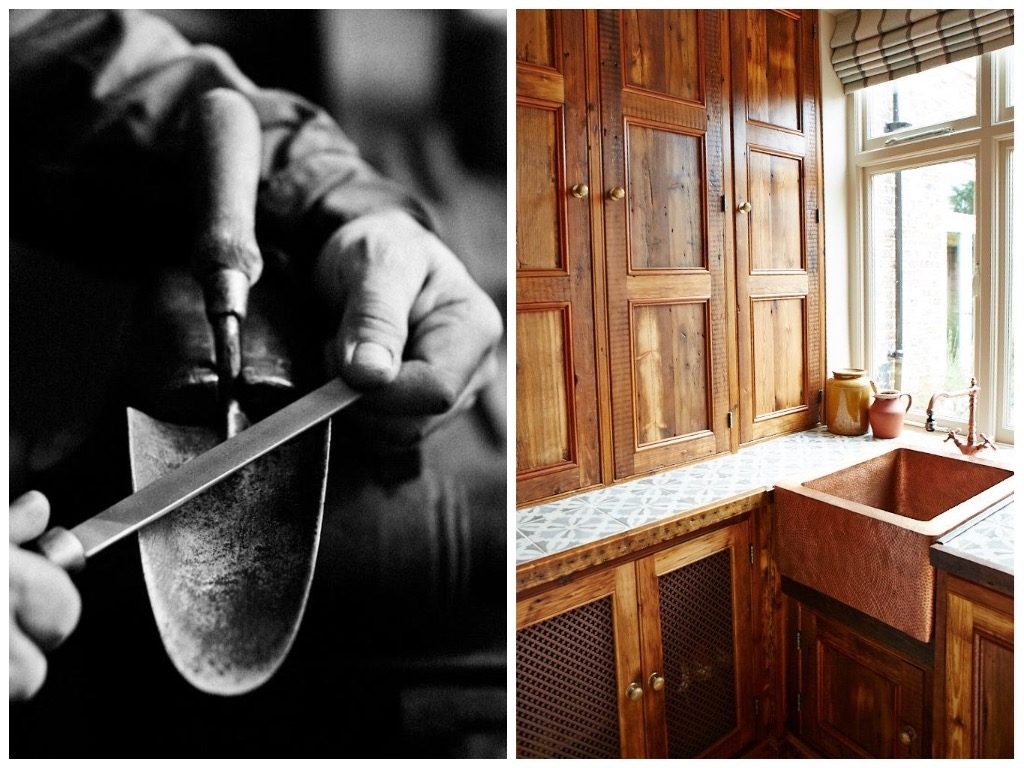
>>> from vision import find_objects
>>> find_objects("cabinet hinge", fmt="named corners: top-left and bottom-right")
top-left (727, 410), bottom-right (734, 429)
top-left (796, 630), bottom-right (802, 651)
top-left (753, 697), bottom-right (760, 717)
top-left (812, 23), bottom-right (817, 38)
top-left (720, 194), bottom-right (727, 212)
top-left (815, 207), bottom-right (820, 224)
top-left (749, 543), bottom-right (755, 565)
top-left (796, 692), bottom-right (802, 714)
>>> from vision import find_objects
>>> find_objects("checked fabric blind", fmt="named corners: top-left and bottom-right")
top-left (831, 9), bottom-right (1014, 93)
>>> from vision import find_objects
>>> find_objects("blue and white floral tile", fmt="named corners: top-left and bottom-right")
top-left (516, 506), bottom-right (629, 558)
top-left (940, 500), bottom-right (1015, 572)
top-left (516, 528), bottom-right (545, 562)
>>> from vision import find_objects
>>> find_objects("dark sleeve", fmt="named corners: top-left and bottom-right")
top-left (9, 9), bottom-right (431, 265)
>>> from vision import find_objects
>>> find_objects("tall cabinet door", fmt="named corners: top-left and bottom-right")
top-left (516, 11), bottom-right (602, 504)
top-left (637, 522), bottom-right (755, 757)
top-left (598, 10), bottom-right (732, 480)
top-left (516, 564), bottom-right (646, 758)
top-left (730, 10), bottom-right (824, 445)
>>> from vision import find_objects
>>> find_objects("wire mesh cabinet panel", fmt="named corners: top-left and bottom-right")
top-left (516, 563), bottom-right (646, 758)
top-left (637, 522), bottom-right (756, 757)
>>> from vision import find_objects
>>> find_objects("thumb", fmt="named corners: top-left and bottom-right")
top-left (337, 262), bottom-right (423, 388)
top-left (10, 491), bottom-right (50, 545)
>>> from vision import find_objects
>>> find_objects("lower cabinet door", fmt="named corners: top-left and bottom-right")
top-left (516, 563), bottom-right (646, 758)
top-left (638, 523), bottom-right (755, 757)
top-left (515, 519), bottom-right (756, 758)
top-left (935, 572), bottom-right (1014, 758)
top-left (800, 608), bottom-right (928, 758)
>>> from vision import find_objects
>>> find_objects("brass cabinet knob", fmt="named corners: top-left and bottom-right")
top-left (648, 672), bottom-right (665, 691)
top-left (737, 200), bottom-right (752, 213)
top-left (625, 682), bottom-right (644, 701)
top-left (570, 183), bottom-right (590, 199)
top-left (899, 725), bottom-right (916, 746)
top-left (608, 186), bottom-right (626, 201)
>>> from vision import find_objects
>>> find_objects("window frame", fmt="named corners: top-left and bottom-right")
top-left (849, 49), bottom-right (1014, 444)
top-left (859, 57), bottom-right (981, 152)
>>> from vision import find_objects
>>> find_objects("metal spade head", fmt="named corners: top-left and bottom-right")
top-left (128, 406), bottom-right (330, 696)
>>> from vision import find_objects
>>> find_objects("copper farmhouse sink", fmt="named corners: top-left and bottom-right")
top-left (775, 448), bottom-right (1013, 642)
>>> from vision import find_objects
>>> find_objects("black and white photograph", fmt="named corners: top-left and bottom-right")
top-left (9, 9), bottom-right (506, 758)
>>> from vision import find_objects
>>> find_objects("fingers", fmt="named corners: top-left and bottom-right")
top-left (315, 209), bottom-right (504, 454)
top-left (9, 620), bottom-right (47, 701)
top-left (9, 544), bottom-right (81, 652)
top-left (403, 273), bottom-right (503, 410)
top-left (9, 490), bottom-right (50, 544)
top-left (342, 352), bottom-right (498, 453)
top-left (317, 212), bottom-right (430, 388)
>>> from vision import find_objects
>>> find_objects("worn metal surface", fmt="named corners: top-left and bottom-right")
top-left (130, 407), bottom-right (331, 695)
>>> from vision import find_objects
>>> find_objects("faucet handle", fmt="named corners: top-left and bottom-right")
top-left (944, 430), bottom-right (963, 446)
top-left (978, 433), bottom-right (997, 451)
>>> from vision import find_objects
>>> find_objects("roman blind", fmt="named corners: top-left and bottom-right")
top-left (831, 9), bottom-right (1014, 93)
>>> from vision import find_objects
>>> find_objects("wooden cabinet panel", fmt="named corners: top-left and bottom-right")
top-left (796, 606), bottom-right (928, 758)
top-left (516, 10), bottom-right (602, 505)
top-left (632, 301), bottom-right (711, 446)
top-left (601, 9), bottom-right (730, 480)
top-left (743, 10), bottom-right (801, 131)
top-left (515, 306), bottom-right (573, 472)
top-left (516, 9), bottom-right (556, 69)
top-left (751, 297), bottom-right (806, 418)
top-left (748, 150), bottom-right (804, 272)
top-left (621, 9), bottom-right (702, 103)
top-left (934, 572), bottom-right (1014, 758)
top-left (731, 9), bottom-right (822, 445)
top-left (626, 125), bottom-right (705, 270)
top-left (515, 104), bottom-right (563, 271)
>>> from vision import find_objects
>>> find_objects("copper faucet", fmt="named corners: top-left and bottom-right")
top-left (925, 377), bottom-right (996, 456)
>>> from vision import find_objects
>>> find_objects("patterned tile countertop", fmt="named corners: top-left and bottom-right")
top-left (931, 496), bottom-right (1015, 593)
top-left (517, 426), bottom-right (1016, 566)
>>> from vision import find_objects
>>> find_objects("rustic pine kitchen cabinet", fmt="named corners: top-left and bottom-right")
top-left (516, 519), bottom-right (756, 758)
top-left (933, 572), bottom-right (1014, 758)
top-left (785, 594), bottom-right (932, 758)
top-left (515, 9), bottom-right (824, 505)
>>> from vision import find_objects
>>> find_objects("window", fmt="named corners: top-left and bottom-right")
top-left (853, 49), bottom-right (1014, 442)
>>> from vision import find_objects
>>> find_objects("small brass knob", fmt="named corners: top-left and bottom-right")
top-left (899, 725), bottom-right (916, 746)
top-left (648, 673), bottom-right (665, 691)
top-left (608, 186), bottom-right (626, 201)
top-left (625, 682), bottom-right (644, 701)
top-left (737, 201), bottom-right (752, 213)
top-left (570, 183), bottom-right (589, 199)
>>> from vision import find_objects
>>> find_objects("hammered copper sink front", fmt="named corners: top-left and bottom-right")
top-left (775, 448), bottom-right (1013, 642)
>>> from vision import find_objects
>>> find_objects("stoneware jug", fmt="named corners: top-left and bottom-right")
top-left (825, 368), bottom-right (875, 436)
top-left (868, 389), bottom-right (913, 439)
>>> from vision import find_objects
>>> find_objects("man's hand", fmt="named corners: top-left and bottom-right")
top-left (9, 491), bottom-right (81, 701)
top-left (314, 210), bottom-right (503, 454)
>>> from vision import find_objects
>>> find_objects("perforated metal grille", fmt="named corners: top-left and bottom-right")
top-left (659, 549), bottom-right (737, 757)
top-left (516, 596), bottom-right (621, 758)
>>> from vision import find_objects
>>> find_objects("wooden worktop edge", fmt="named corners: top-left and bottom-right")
top-left (516, 488), bottom-right (771, 594)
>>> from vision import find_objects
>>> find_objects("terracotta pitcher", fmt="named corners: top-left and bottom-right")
top-left (869, 390), bottom-right (913, 439)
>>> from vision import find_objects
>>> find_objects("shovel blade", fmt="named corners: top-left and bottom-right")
top-left (127, 406), bottom-right (330, 696)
